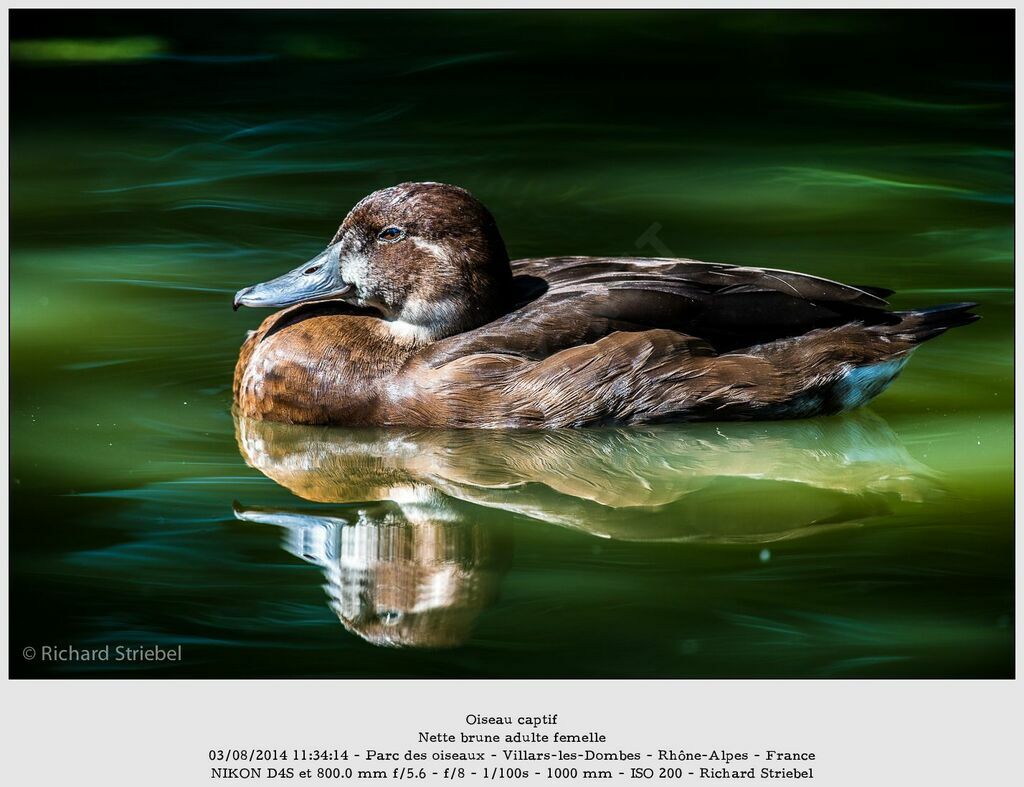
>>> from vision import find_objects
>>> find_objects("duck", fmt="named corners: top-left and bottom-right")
top-left (232, 182), bottom-right (978, 429)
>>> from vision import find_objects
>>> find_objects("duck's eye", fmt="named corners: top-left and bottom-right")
top-left (380, 610), bottom-right (403, 626)
top-left (377, 226), bottom-right (405, 243)
top-left (303, 264), bottom-right (321, 275)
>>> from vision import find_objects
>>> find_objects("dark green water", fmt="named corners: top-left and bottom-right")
top-left (10, 11), bottom-right (1013, 677)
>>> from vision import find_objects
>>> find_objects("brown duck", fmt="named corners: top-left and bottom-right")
top-left (233, 182), bottom-right (977, 428)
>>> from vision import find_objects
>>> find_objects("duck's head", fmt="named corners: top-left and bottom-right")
top-left (233, 182), bottom-right (513, 341)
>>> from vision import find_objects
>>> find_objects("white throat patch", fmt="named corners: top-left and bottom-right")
top-left (387, 320), bottom-right (439, 343)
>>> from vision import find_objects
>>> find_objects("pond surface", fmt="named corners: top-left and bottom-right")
top-left (10, 10), bottom-right (1013, 677)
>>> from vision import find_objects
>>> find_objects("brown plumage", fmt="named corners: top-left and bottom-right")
top-left (233, 182), bottom-right (978, 428)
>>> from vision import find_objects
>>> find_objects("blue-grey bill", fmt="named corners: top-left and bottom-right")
top-left (233, 244), bottom-right (353, 310)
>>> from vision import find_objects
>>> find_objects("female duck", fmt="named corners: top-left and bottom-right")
top-left (233, 182), bottom-right (976, 428)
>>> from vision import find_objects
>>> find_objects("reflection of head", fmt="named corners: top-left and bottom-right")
top-left (234, 495), bottom-right (510, 649)
top-left (328, 511), bottom-right (508, 648)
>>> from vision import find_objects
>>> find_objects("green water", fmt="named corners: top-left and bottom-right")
top-left (10, 10), bottom-right (1013, 677)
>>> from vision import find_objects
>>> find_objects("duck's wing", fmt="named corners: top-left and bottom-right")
top-left (421, 256), bottom-right (897, 367)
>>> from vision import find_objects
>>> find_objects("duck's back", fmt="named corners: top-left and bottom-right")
top-left (397, 256), bottom-right (975, 428)
top-left (489, 256), bottom-right (893, 349)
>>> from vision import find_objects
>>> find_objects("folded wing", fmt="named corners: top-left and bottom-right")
top-left (419, 256), bottom-right (896, 368)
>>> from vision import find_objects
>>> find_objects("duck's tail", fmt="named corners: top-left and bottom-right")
top-left (881, 302), bottom-right (980, 344)
top-left (734, 302), bottom-right (978, 418)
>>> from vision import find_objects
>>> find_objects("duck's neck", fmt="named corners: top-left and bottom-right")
top-left (392, 255), bottom-right (515, 344)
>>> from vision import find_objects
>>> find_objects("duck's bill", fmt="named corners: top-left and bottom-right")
top-left (233, 245), bottom-right (354, 310)
top-left (232, 500), bottom-right (353, 529)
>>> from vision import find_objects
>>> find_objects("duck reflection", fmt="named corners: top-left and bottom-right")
top-left (234, 410), bottom-right (938, 647)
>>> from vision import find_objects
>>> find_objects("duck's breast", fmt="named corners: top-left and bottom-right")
top-left (235, 310), bottom-right (409, 425)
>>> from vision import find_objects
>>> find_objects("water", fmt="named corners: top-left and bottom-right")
top-left (10, 10), bottom-right (1013, 677)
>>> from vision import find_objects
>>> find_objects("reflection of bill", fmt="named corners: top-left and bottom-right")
top-left (234, 410), bottom-right (939, 648)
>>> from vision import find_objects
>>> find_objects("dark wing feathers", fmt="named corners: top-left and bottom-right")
top-left (514, 257), bottom-right (889, 307)
top-left (852, 284), bottom-right (896, 299)
top-left (419, 256), bottom-right (895, 368)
